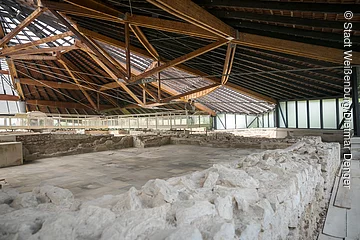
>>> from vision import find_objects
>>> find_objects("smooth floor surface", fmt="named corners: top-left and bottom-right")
top-left (0, 145), bottom-right (263, 200)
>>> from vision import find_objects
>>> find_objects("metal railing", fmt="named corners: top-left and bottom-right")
top-left (0, 111), bottom-right (211, 130)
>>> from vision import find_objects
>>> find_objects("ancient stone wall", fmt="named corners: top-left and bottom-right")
top-left (15, 134), bottom-right (133, 161)
top-left (171, 132), bottom-right (299, 149)
top-left (0, 138), bottom-right (340, 239)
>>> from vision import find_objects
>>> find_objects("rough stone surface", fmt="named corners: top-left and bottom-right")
top-left (15, 134), bottom-right (133, 161)
top-left (0, 137), bottom-right (339, 240)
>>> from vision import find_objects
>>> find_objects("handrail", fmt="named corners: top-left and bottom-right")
top-left (0, 111), bottom-right (211, 130)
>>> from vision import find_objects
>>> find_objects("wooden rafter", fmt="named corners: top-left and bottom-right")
top-left (83, 38), bottom-right (128, 78)
top-left (41, 1), bottom-right (359, 63)
top-left (0, 94), bottom-right (20, 101)
top-left (125, 20), bottom-right (131, 79)
top-left (8, 55), bottom-right (58, 60)
top-left (147, 0), bottom-right (236, 39)
top-left (130, 39), bottom-right (229, 83)
top-left (49, 9), bottom-right (127, 80)
top-left (0, 31), bottom-right (73, 55)
top-left (18, 78), bottom-right (80, 90)
top-left (126, 14), bottom-right (215, 41)
top-left (59, 57), bottom-right (124, 112)
top-left (85, 50), bottom-right (143, 106)
top-left (160, 83), bottom-right (220, 103)
top-left (130, 25), bottom-right (159, 60)
top-left (0, 7), bottom-right (46, 48)
top-left (82, 27), bottom-right (275, 103)
top-left (58, 58), bottom-right (98, 110)
top-left (221, 43), bottom-right (236, 85)
top-left (1, 45), bottom-right (78, 57)
top-left (26, 99), bottom-right (112, 110)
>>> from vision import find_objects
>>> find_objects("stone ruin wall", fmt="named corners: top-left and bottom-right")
top-left (15, 134), bottom-right (133, 161)
top-left (0, 137), bottom-right (340, 239)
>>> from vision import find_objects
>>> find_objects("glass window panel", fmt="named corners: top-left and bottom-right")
top-left (287, 101), bottom-right (296, 128)
top-left (309, 100), bottom-right (321, 128)
top-left (225, 114), bottom-right (235, 129)
top-left (236, 115), bottom-right (246, 128)
top-left (246, 115), bottom-right (256, 128)
top-left (264, 113), bottom-right (269, 128)
top-left (297, 101), bottom-right (308, 128)
top-left (269, 111), bottom-right (275, 128)
top-left (216, 114), bottom-right (226, 130)
top-left (279, 102), bottom-right (286, 127)
top-left (323, 99), bottom-right (336, 129)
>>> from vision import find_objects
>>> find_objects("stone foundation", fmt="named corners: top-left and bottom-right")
top-left (15, 133), bottom-right (133, 161)
top-left (0, 138), bottom-right (340, 239)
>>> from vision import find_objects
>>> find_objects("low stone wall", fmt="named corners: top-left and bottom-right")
top-left (15, 133), bottom-right (133, 161)
top-left (133, 135), bottom-right (171, 148)
top-left (171, 132), bottom-right (298, 149)
top-left (0, 138), bottom-right (340, 239)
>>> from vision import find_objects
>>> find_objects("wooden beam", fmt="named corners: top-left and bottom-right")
top-left (63, 0), bottom-right (123, 19)
top-left (74, 15), bottom-right (356, 64)
top-left (9, 55), bottom-right (58, 61)
top-left (234, 33), bottom-right (358, 64)
top-left (43, 1), bottom-right (119, 22)
top-left (126, 14), bottom-right (215, 40)
top-left (0, 7), bottom-right (46, 48)
top-left (0, 94), bottom-right (20, 101)
top-left (221, 43), bottom-right (236, 85)
top-left (18, 78), bottom-right (80, 90)
top-left (161, 83), bottom-right (220, 102)
top-left (196, 0), bottom-right (360, 14)
top-left (49, 10), bottom-right (128, 79)
top-left (82, 38), bottom-right (128, 78)
top-left (130, 39), bottom-right (229, 83)
top-left (88, 29), bottom-right (275, 103)
top-left (2, 45), bottom-right (78, 57)
top-left (58, 58), bottom-right (98, 110)
top-left (0, 31), bottom-right (74, 55)
top-left (150, 81), bottom-right (216, 116)
top-left (147, 0), bottom-right (236, 39)
top-left (78, 26), bottom-right (151, 59)
top-left (59, 56), bottom-right (124, 111)
top-left (125, 21), bottom-right (131, 79)
top-left (130, 25), bottom-right (159, 60)
top-left (0, 70), bottom-right (9, 75)
top-left (6, 59), bottom-right (25, 100)
top-left (26, 99), bottom-right (112, 110)
top-left (86, 51), bottom-right (144, 105)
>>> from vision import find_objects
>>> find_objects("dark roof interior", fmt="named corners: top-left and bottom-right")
top-left (0, 0), bottom-right (359, 115)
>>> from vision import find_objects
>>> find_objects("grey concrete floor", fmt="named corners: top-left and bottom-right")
top-left (0, 145), bottom-right (263, 200)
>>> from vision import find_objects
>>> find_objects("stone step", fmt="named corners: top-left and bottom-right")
top-left (334, 182), bottom-right (351, 209)
top-left (322, 176), bottom-right (347, 238)
top-left (318, 233), bottom-right (343, 240)
top-left (350, 137), bottom-right (360, 144)
top-left (346, 177), bottom-right (360, 239)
